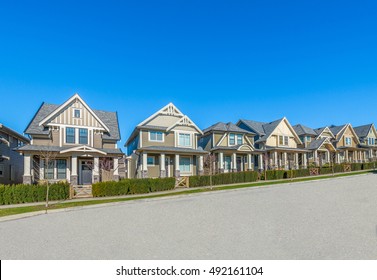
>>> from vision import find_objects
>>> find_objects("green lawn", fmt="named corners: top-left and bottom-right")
top-left (0, 170), bottom-right (373, 218)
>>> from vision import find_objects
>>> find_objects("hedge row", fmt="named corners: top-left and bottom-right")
top-left (92, 177), bottom-right (175, 197)
top-left (0, 182), bottom-right (70, 205)
top-left (189, 171), bottom-right (259, 188)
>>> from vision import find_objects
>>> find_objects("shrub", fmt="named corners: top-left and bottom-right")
top-left (0, 182), bottom-right (70, 205)
top-left (292, 168), bottom-right (310, 178)
top-left (92, 177), bottom-right (175, 197)
top-left (189, 171), bottom-right (259, 188)
top-left (351, 163), bottom-right (362, 171)
top-left (319, 167), bottom-right (333, 175)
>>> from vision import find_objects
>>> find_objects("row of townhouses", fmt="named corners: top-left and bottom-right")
top-left (1, 93), bottom-right (377, 185)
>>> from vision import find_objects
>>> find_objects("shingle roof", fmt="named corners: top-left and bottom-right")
top-left (203, 122), bottom-right (252, 134)
top-left (306, 138), bottom-right (326, 150)
top-left (329, 124), bottom-right (346, 136)
top-left (292, 124), bottom-right (317, 136)
top-left (0, 123), bottom-right (30, 143)
top-left (239, 119), bottom-right (267, 135)
top-left (25, 103), bottom-right (120, 141)
top-left (353, 124), bottom-right (372, 138)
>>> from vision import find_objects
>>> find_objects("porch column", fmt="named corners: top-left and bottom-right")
top-left (359, 151), bottom-right (363, 162)
top-left (258, 154), bottom-right (264, 171)
top-left (313, 150), bottom-right (318, 166)
top-left (325, 151), bottom-right (330, 163)
top-left (219, 152), bottom-right (224, 173)
top-left (93, 157), bottom-right (100, 183)
top-left (39, 158), bottom-right (45, 180)
top-left (370, 149), bottom-right (373, 160)
top-left (283, 152), bottom-right (287, 169)
top-left (174, 154), bottom-right (180, 178)
top-left (302, 153), bottom-right (307, 168)
top-left (345, 150), bottom-right (349, 162)
top-left (247, 154), bottom-right (253, 170)
top-left (160, 153), bottom-right (166, 177)
top-left (198, 155), bottom-right (204, 175)
top-left (142, 153), bottom-right (148, 178)
top-left (274, 151), bottom-right (278, 168)
top-left (113, 157), bottom-right (119, 181)
top-left (294, 153), bottom-right (299, 169)
top-left (231, 153), bottom-right (237, 172)
top-left (70, 155), bottom-right (78, 185)
top-left (23, 154), bottom-right (32, 184)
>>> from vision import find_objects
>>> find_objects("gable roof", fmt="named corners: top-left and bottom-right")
top-left (314, 126), bottom-right (335, 139)
top-left (25, 102), bottom-right (120, 141)
top-left (137, 102), bottom-right (184, 127)
top-left (329, 124), bottom-right (346, 136)
top-left (203, 122), bottom-right (253, 135)
top-left (307, 138), bottom-right (336, 151)
top-left (292, 124), bottom-right (317, 136)
top-left (353, 124), bottom-right (374, 138)
top-left (239, 117), bottom-right (301, 144)
top-left (38, 93), bottom-right (110, 132)
top-left (0, 123), bottom-right (30, 143)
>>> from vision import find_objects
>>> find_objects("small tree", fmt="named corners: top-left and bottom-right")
top-left (203, 153), bottom-right (216, 189)
top-left (36, 147), bottom-right (58, 213)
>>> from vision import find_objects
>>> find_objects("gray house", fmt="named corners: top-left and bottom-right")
top-left (15, 93), bottom-right (124, 185)
top-left (0, 123), bottom-right (30, 184)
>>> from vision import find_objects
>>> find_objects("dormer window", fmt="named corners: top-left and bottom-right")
top-left (229, 133), bottom-right (243, 145)
top-left (345, 137), bottom-right (352, 146)
top-left (73, 109), bottom-right (81, 118)
top-left (279, 135), bottom-right (289, 146)
top-left (178, 133), bottom-right (191, 147)
top-left (368, 137), bottom-right (375, 145)
top-left (149, 131), bottom-right (164, 142)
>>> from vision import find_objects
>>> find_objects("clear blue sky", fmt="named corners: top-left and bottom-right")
top-left (1, 0), bottom-right (377, 145)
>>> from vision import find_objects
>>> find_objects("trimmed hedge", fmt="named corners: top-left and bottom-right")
top-left (0, 182), bottom-right (70, 205)
top-left (189, 171), bottom-right (259, 188)
top-left (92, 177), bottom-right (175, 197)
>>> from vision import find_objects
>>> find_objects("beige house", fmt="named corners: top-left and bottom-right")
top-left (0, 123), bottom-right (30, 184)
top-left (354, 124), bottom-right (377, 161)
top-left (199, 122), bottom-right (261, 173)
top-left (326, 124), bottom-right (367, 163)
top-left (237, 117), bottom-right (306, 170)
top-left (293, 124), bottom-right (336, 166)
top-left (16, 94), bottom-right (124, 185)
top-left (125, 103), bottom-right (207, 178)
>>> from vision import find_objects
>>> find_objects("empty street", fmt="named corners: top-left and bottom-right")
top-left (1, 173), bottom-right (377, 260)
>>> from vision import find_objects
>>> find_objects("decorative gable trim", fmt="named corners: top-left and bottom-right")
top-left (60, 145), bottom-right (107, 155)
top-left (166, 115), bottom-right (203, 134)
top-left (269, 117), bottom-right (303, 145)
top-left (38, 93), bottom-right (110, 132)
top-left (137, 102), bottom-right (184, 127)
top-left (337, 124), bottom-right (360, 144)
top-left (316, 126), bottom-right (335, 140)
top-left (216, 133), bottom-right (227, 147)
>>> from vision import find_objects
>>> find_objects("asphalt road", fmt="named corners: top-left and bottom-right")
top-left (1, 174), bottom-right (377, 259)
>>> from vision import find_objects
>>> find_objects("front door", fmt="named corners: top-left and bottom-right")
top-left (80, 160), bottom-right (93, 185)
top-left (236, 156), bottom-right (243, 172)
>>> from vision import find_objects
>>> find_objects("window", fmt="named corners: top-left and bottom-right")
top-left (66, 127), bottom-right (75, 143)
top-left (345, 137), bottom-right (352, 146)
top-left (74, 109), bottom-right (81, 118)
top-left (147, 156), bottom-right (155, 166)
top-left (45, 160), bottom-right (54, 180)
top-left (179, 133), bottom-right (191, 147)
top-left (368, 137), bottom-right (375, 145)
top-left (279, 135), bottom-right (289, 146)
top-left (57, 160), bottom-right (67, 179)
top-left (149, 131), bottom-right (164, 142)
top-left (306, 136), bottom-right (311, 142)
top-left (179, 157), bottom-right (191, 172)
top-left (229, 134), bottom-right (235, 145)
top-left (237, 134), bottom-right (243, 145)
top-left (79, 128), bottom-right (88, 144)
top-left (0, 164), bottom-right (4, 177)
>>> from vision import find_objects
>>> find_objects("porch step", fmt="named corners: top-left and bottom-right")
top-left (73, 185), bottom-right (93, 199)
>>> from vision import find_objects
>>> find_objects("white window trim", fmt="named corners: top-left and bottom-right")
top-left (345, 137), bottom-right (352, 146)
top-left (278, 135), bottom-right (289, 147)
top-left (176, 131), bottom-right (193, 148)
top-left (73, 108), bottom-right (82, 119)
top-left (148, 131), bottom-right (164, 142)
top-left (179, 156), bottom-right (192, 174)
top-left (147, 156), bottom-right (155, 166)
top-left (78, 128), bottom-right (89, 145)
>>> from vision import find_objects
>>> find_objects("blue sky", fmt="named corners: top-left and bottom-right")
top-left (1, 0), bottom-right (377, 145)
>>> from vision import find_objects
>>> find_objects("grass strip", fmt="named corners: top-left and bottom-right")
top-left (0, 170), bottom-right (373, 218)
